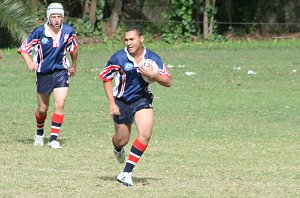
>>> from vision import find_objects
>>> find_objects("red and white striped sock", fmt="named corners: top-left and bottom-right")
top-left (124, 138), bottom-right (147, 173)
top-left (50, 113), bottom-right (64, 142)
top-left (35, 113), bottom-right (47, 136)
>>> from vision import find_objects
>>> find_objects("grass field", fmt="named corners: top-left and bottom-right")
top-left (0, 40), bottom-right (300, 197)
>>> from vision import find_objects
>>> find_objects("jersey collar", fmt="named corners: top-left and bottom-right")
top-left (44, 23), bottom-right (63, 38)
top-left (124, 46), bottom-right (146, 67)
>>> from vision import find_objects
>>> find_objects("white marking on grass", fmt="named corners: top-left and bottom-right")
top-left (247, 70), bottom-right (257, 75)
top-left (185, 71), bottom-right (196, 76)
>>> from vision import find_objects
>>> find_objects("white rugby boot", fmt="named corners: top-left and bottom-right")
top-left (34, 134), bottom-right (45, 146)
top-left (117, 172), bottom-right (133, 187)
top-left (48, 140), bottom-right (62, 149)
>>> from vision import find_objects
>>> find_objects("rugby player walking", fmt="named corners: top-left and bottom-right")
top-left (18, 3), bottom-right (78, 149)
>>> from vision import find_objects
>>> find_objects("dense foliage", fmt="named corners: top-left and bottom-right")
top-left (1, 0), bottom-right (300, 48)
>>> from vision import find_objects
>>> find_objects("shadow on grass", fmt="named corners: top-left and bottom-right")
top-left (16, 138), bottom-right (33, 144)
top-left (98, 175), bottom-right (161, 186)
top-left (16, 137), bottom-right (69, 145)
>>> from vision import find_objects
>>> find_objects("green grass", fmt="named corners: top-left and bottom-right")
top-left (0, 40), bottom-right (300, 197)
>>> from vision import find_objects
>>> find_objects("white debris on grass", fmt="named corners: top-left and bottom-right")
top-left (90, 68), bottom-right (99, 72)
top-left (247, 70), bottom-right (257, 75)
top-left (166, 64), bottom-right (174, 68)
top-left (178, 65), bottom-right (186, 68)
top-left (293, 69), bottom-right (297, 73)
top-left (185, 71), bottom-right (196, 76)
top-left (233, 67), bottom-right (241, 70)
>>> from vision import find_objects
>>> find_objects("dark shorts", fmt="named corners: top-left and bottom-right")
top-left (113, 94), bottom-right (153, 124)
top-left (36, 70), bottom-right (69, 95)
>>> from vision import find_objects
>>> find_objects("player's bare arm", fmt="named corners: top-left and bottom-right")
top-left (20, 52), bottom-right (37, 71)
top-left (103, 81), bottom-right (120, 116)
top-left (69, 47), bottom-right (78, 77)
top-left (139, 65), bottom-right (172, 87)
top-left (153, 74), bottom-right (172, 87)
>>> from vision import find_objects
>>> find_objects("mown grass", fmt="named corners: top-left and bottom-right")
top-left (0, 40), bottom-right (299, 197)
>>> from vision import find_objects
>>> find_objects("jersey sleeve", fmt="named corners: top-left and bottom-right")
top-left (159, 62), bottom-right (172, 78)
top-left (151, 54), bottom-right (172, 78)
top-left (99, 56), bottom-right (121, 82)
top-left (66, 27), bottom-right (78, 53)
top-left (17, 28), bottom-right (40, 55)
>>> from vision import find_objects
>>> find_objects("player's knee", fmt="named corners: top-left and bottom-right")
top-left (120, 137), bottom-right (130, 147)
top-left (54, 102), bottom-right (65, 111)
top-left (37, 105), bottom-right (48, 114)
top-left (138, 132), bottom-right (152, 144)
top-left (116, 136), bottom-right (129, 148)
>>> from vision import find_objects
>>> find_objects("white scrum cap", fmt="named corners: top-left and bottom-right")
top-left (47, 3), bottom-right (64, 18)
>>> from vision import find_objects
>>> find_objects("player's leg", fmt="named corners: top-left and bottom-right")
top-left (112, 123), bottom-right (131, 163)
top-left (34, 72), bottom-right (53, 146)
top-left (49, 87), bottom-right (68, 147)
top-left (34, 93), bottom-right (50, 146)
top-left (135, 108), bottom-right (153, 145)
top-left (48, 70), bottom-right (69, 148)
top-left (53, 87), bottom-right (68, 114)
top-left (117, 109), bottom-right (153, 187)
top-left (112, 99), bottom-right (133, 163)
top-left (36, 93), bottom-right (50, 135)
top-left (124, 108), bottom-right (153, 172)
top-left (113, 123), bottom-right (131, 149)
top-left (117, 94), bottom-right (153, 187)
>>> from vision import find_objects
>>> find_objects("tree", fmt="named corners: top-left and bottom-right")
top-left (83, 0), bottom-right (98, 25)
top-left (203, 0), bottom-right (216, 40)
top-left (105, 0), bottom-right (122, 37)
top-left (162, 0), bottom-right (195, 42)
top-left (0, 0), bottom-right (36, 46)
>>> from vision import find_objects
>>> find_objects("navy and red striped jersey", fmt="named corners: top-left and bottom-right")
top-left (18, 23), bottom-right (78, 74)
top-left (99, 48), bottom-right (171, 103)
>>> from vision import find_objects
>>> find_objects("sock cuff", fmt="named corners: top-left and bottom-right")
top-left (133, 138), bottom-right (147, 152)
top-left (52, 113), bottom-right (64, 123)
top-left (35, 113), bottom-right (47, 122)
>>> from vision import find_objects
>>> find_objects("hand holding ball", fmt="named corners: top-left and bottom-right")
top-left (140, 59), bottom-right (159, 83)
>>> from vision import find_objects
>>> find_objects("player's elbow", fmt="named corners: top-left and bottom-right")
top-left (161, 78), bottom-right (172, 87)
top-left (165, 81), bottom-right (172, 87)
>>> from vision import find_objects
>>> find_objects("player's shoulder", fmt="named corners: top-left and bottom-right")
top-left (31, 25), bottom-right (45, 34)
top-left (145, 48), bottom-right (160, 57)
top-left (62, 23), bottom-right (75, 32)
top-left (62, 23), bottom-right (73, 29)
top-left (110, 49), bottom-right (126, 60)
top-left (145, 48), bottom-right (162, 62)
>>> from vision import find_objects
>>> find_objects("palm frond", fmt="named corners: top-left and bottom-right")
top-left (0, 0), bottom-right (37, 42)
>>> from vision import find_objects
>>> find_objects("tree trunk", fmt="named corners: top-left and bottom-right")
top-left (83, 0), bottom-right (89, 18)
top-left (89, 0), bottom-right (97, 25)
top-left (203, 0), bottom-right (209, 40)
top-left (208, 0), bottom-right (216, 36)
top-left (105, 0), bottom-right (123, 37)
top-left (203, 0), bottom-right (216, 40)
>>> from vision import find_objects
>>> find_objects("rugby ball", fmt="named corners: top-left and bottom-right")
top-left (141, 59), bottom-right (159, 83)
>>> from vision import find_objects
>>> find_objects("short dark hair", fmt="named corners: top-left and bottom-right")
top-left (125, 25), bottom-right (143, 36)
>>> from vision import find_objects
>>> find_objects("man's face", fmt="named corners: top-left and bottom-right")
top-left (124, 30), bottom-right (144, 56)
top-left (49, 14), bottom-right (63, 29)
